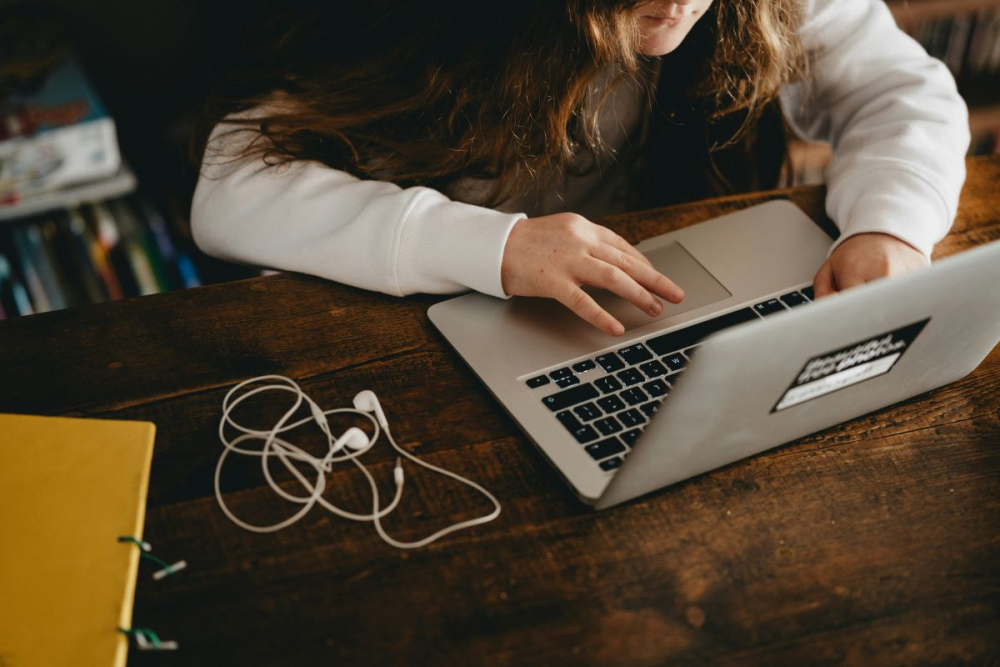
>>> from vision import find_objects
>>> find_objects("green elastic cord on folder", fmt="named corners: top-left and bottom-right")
top-left (117, 535), bottom-right (187, 579)
top-left (117, 626), bottom-right (178, 651)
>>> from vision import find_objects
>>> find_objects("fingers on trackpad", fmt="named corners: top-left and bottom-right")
top-left (587, 242), bottom-right (731, 331)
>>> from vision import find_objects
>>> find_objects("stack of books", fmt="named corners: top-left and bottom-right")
top-left (0, 197), bottom-right (200, 318)
top-left (0, 3), bottom-right (138, 221)
top-left (0, 3), bottom-right (200, 319)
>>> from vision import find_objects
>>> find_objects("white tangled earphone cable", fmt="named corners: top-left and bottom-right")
top-left (216, 375), bottom-right (501, 549)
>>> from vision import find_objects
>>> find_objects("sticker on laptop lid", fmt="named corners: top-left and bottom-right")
top-left (772, 318), bottom-right (930, 412)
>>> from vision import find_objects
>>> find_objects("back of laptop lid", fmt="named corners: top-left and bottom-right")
top-left (597, 240), bottom-right (1000, 509)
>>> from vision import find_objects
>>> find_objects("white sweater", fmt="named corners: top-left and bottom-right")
top-left (191, 0), bottom-right (969, 300)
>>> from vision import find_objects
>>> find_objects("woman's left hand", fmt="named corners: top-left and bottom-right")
top-left (812, 232), bottom-right (929, 299)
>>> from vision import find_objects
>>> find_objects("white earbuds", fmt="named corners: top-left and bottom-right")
top-left (352, 389), bottom-right (388, 430)
top-left (216, 375), bottom-right (501, 549)
top-left (332, 426), bottom-right (369, 453)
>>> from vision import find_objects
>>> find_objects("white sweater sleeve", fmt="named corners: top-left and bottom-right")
top-left (190, 124), bottom-right (525, 298)
top-left (781, 0), bottom-right (970, 258)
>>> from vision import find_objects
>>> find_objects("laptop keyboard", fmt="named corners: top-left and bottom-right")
top-left (524, 287), bottom-right (815, 472)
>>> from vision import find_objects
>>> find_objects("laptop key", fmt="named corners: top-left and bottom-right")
top-left (585, 437), bottom-right (626, 461)
top-left (593, 416), bottom-right (623, 435)
top-left (572, 359), bottom-right (596, 373)
top-left (555, 375), bottom-right (580, 388)
top-left (663, 354), bottom-right (687, 371)
top-left (550, 367), bottom-right (573, 380)
top-left (753, 298), bottom-right (784, 317)
top-left (640, 401), bottom-right (662, 417)
top-left (619, 409), bottom-right (646, 427)
top-left (780, 291), bottom-right (808, 308)
top-left (526, 375), bottom-right (550, 388)
top-left (617, 368), bottom-right (645, 386)
top-left (621, 429), bottom-right (641, 446)
top-left (599, 456), bottom-right (624, 471)
top-left (801, 285), bottom-right (815, 301)
top-left (542, 383), bottom-right (600, 411)
top-left (621, 387), bottom-right (648, 406)
top-left (556, 411), bottom-right (599, 444)
top-left (574, 402), bottom-right (602, 421)
top-left (597, 395), bottom-right (626, 413)
top-left (594, 376), bottom-right (623, 394)
top-left (556, 410), bottom-right (582, 430)
top-left (639, 360), bottom-right (668, 378)
top-left (618, 343), bottom-right (653, 365)
top-left (647, 307), bottom-right (758, 355)
top-left (643, 379), bottom-right (670, 397)
top-left (573, 425), bottom-right (599, 444)
top-left (595, 352), bottom-right (626, 373)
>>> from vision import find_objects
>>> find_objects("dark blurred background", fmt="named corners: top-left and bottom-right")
top-left (26, 0), bottom-right (1000, 200)
top-left (32, 0), bottom-right (268, 216)
top-left (0, 0), bottom-right (997, 316)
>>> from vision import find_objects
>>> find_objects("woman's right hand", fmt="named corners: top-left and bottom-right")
top-left (500, 213), bottom-right (685, 336)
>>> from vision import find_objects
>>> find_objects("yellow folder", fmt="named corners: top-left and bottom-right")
top-left (0, 413), bottom-right (156, 667)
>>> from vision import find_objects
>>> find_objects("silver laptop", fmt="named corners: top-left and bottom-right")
top-left (428, 201), bottom-right (1000, 509)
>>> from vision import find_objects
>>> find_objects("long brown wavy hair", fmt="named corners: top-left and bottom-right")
top-left (194, 0), bottom-right (807, 208)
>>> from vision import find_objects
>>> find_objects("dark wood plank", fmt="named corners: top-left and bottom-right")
top-left (0, 156), bottom-right (997, 667)
top-left (0, 274), bottom-right (440, 415)
top-left (123, 400), bottom-right (1000, 666)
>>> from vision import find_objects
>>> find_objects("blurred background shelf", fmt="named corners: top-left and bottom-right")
top-left (888, 0), bottom-right (1000, 23)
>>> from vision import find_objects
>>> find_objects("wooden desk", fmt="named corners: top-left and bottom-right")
top-left (2, 156), bottom-right (998, 666)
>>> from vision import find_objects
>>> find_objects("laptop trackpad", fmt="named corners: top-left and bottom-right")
top-left (588, 242), bottom-right (731, 331)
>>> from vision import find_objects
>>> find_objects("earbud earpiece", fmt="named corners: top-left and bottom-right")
top-left (353, 390), bottom-right (388, 430)
top-left (333, 426), bottom-right (370, 452)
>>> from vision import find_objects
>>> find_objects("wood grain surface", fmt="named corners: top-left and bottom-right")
top-left (1, 156), bottom-right (998, 666)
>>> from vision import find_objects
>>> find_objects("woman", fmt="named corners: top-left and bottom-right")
top-left (191, 0), bottom-right (968, 336)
